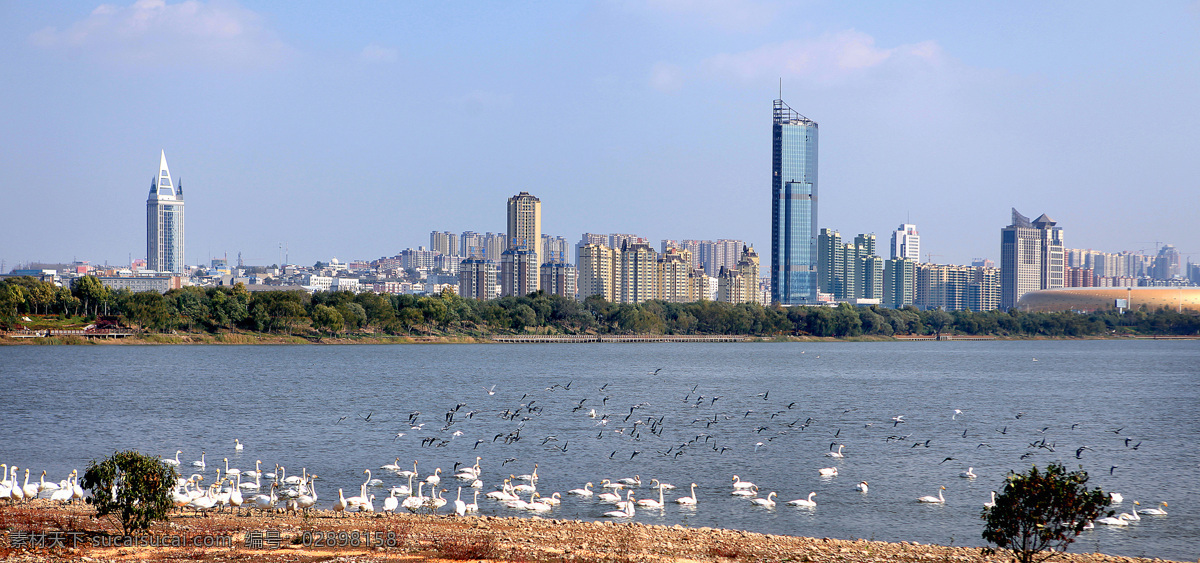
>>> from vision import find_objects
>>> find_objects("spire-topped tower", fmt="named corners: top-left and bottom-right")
top-left (146, 150), bottom-right (185, 273)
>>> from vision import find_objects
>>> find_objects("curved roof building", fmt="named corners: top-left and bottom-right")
top-left (1017, 287), bottom-right (1200, 313)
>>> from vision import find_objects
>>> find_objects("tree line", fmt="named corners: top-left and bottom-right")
top-left (1, 275), bottom-right (1198, 338)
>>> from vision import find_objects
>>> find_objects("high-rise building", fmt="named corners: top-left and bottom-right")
top-left (507, 192), bottom-right (541, 285)
top-left (500, 245), bottom-right (538, 297)
top-left (146, 150), bottom-right (185, 273)
top-left (717, 246), bottom-right (761, 305)
top-left (890, 224), bottom-right (920, 261)
top-left (458, 257), bottom-right (497, 300)
top-left (1000, 209), bottom-right (1064, 309)
top-left (541, 234), bottom-right (569, 265)
top-left (429, 231), bottom-right (458, 256)
top-left (656, 247), bottom-right (693, 303)
top-left (484, 232), bottom-right (507, 261)
top-left (915, 262), bottom-right (1001, 311)
top-left (1152, 244), bottom-right (1180, 280)
top-left (540, 261), bottom-right (576, 298)
top-left (617, 241), bottom-right (657, 304)
top-left (819, 230), bottom-right (880, 301)
top-left (577, 243), bottom-right (617, 302)
top-left (460, 231), bottom-right (486, 258)
top-left (609, 233), bottom-right (645, 251)
top-left (771, 98), bottom-right (819, 305)
top-left (884, 258), bottom-right (916, 309)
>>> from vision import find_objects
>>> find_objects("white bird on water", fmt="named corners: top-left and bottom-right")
top-left (917, 486), bottom-right (946, 504)
top-left (787, 492), bottom-right (817, 507)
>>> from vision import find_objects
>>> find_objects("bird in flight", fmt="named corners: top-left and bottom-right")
top-left (483, 385), bottom-right (496, 395)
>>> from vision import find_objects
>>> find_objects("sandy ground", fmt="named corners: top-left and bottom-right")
top-left (0, 500), bottom-right (1183, 563)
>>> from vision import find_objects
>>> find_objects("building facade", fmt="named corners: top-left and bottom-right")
top-left (618, 242), bottom-right (657, 304)
top-left (884, 258), bottom-right (916, 309)
top-left (500, 246), bottom-right (538, 297)
top-left (1000, 209), bottom-right (1064, 309)
top-left (146, 150), bottom-right (185, 273)
top-left (577, 243), bottom-right (617, 302)
top-left (771, 99), bottom-right (819, 305)
top-left (507, 192), bottom-right (541, 278)
top-left (540, 261), bottom-right (577, 299)
top-left (915, 263), bottom-right (1001, 311)
top-left (890, 224), bottom-right (920, 261)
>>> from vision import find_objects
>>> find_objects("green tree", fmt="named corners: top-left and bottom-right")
top-left (72, 275), bottom-right (110, 317)
top-left (311, 304), bottom-right (344, 336)
top-left (926, 309), bottom-right (953, 338)
top-left (982, 462), bottom-right (1112, 563)
top-left (81, 450), bottom-right (178, 535)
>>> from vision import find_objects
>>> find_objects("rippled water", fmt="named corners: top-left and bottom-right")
top-left (2, 341), bottom-right (1196, 560)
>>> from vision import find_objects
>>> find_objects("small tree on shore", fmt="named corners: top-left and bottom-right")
top-left (81, 450), bottom-right (178, 535)
top-left (982, 462), bottom-right (1111, 563)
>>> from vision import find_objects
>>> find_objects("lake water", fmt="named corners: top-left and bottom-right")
top-left (2, 340), bottom-right (1196, 560)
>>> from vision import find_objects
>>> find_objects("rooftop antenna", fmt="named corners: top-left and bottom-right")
top-left (779, 77), bottom-right (782, 100)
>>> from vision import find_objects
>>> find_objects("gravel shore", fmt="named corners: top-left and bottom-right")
top-left (0, 501), bottom-right (1184, 563)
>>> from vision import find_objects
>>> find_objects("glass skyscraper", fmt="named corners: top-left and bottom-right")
top-left (771, 99), bottom-right (818, 305)
top-left (146, 150), bottom-right (185, 273)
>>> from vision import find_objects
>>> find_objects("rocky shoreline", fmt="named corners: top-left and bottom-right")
top-left (0, 501), bottom-right (1183, 563)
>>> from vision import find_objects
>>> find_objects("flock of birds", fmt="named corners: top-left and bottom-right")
top-left (6, 368), bottom-right (1175, 539)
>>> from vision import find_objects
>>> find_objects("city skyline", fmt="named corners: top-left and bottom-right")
top-left (1, 2), bottom-right (1197, 269)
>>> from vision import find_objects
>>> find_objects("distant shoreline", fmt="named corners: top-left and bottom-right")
top-left (3, 332), bottom-right (1192, 345)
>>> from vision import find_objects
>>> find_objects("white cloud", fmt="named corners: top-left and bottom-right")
top-left (30, 0), bottom-right (289, 69)
top-left (360, 44), bottom-right (399, 64)
top-left (703, 30), bottom-right (945, 86)
top-left (649, 62), bottom-right (684, 93)
top-left (632, 0), bottom-right (778, 32)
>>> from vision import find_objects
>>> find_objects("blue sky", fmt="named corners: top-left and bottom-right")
top-left (1, 0), bottom-right (1197, 269)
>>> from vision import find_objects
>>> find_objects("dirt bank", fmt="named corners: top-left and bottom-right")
top-left (0, 500), bottom-right (1180, 563)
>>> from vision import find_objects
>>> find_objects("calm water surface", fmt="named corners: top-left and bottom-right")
top-left (2, 341), bottom-right (1196, 560)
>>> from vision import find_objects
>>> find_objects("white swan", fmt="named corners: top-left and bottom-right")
top-left (397, 460), bottom-right (418, 479)
top-left (960, 467), bottom-right (976, 479)
top-left (675, 483), bottom-right (698, 505)
top-left (21, 469), bottom-right (39, 501)
top-left (1124, 504), bottom-right (1141, 521)
top-left (402, 482), bottom-right (427, 512)
top-left (425, 467), bottom-right (442, 487)
top-left (603, 497), bottom-right (635, 518)
top-left (465, 490), bottom-right (479, 513)
top-left (332, 488), bottom-right (348, 517)
top-left (636, 485), bottom-right (664, 508)
top-left (1137, 501), bottom-right (1168, 515)
top-left (568, 482), bottom-right (594, 497)
top-left (228, 476), bottom-right (243, 514)
top-left (243, 460), bottom-right (261, 479)
top-left (855, 481), bottom-right (868, 493)
top-left (917, 486), bottom-right (946, 503)
top-left (38, 470), bottom-right (61, 493)
top-left (1109, 492), bottom-right (1123, 503)
top-left (192, 452), bottom-right (206, 469)
top-left (600, 479), bottom-right (624, 490)
top-left (617, 474), bottom-right (640, 486)
top-left (597, 489), bottom-right (623, 503)
top-left (234, 439), bottom-right (244, 451)
top-left (984, 491), bottom-right (997, 508)
top-left (825, 444), bottom-right (845, 458)
top-left (453, 487), bottom-right (466, 516)
top-left (787, 492), bottom-right (817, 507)
top-left (818, 467), bottom-right (838, 477)
top-left (1095, 514), bottom-right (1129, 526)
top-left (163, 450), bottom-right (182, 467)
top-left (731, 475), bottom-right (756, 490)
top-left (731, 485), bottom-right (758, 497)
top-left (515, 464), bottom-right (539, 483)
top-left (224, 458), bottom-right (241, 477)
top-left (296, 478), bottom-right (318, 514)
top-left (382, 457), bottom-right (401, 472)
top-left (751, 491), bottom-right (777, 508)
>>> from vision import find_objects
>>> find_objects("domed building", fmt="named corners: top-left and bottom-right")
top-left (1017, 287), bottom-right (1200, 313)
